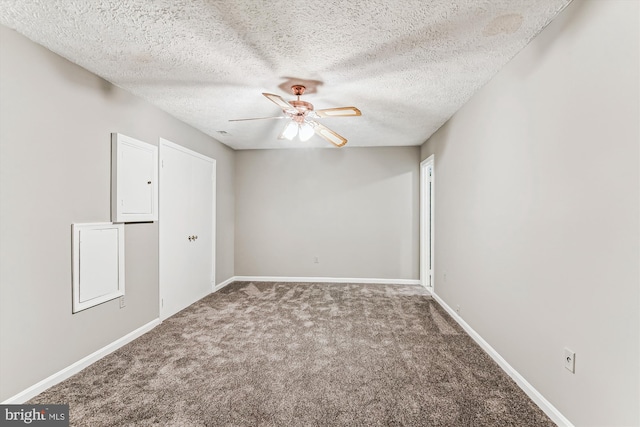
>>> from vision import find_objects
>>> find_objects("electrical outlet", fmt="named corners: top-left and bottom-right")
top-left (564, 348), bottom-right (575, 373)
top-left (119, 296), bottom-right (126, 309)
top-left (314, 257), bottom-right (319, 264)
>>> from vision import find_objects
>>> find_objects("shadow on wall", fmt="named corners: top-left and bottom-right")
top-left (32, 32), bottom-right (128, 101)
top-left (515, 0), bottom-right (587, 79)
top-left (422, 116), bottom-right (452, 161)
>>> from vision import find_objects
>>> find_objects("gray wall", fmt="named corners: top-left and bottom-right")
top-left (0, 26), bottom-right (235, 401)
top-left (420, 1), bottom-right (639, 425)
top-left (235, 147), bottom-right (420, 280)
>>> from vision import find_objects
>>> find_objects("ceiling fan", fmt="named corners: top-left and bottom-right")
top-left (229, 85), bottom-right (361, 147)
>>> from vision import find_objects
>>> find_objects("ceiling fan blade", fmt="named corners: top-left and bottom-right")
top-left (263, 93), bottom-right (295, 111)
top-left (315, 106), bottom-right (362, 118)
top-left (228, 116), bottom-right (285, 122)
top-left (312, 122), bottom-right (348, 147)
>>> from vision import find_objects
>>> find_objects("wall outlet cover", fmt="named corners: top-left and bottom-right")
top-left (564, 348), bottom-right (575, 373)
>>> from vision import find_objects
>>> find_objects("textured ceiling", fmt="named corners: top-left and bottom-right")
top-left (1, 0), bottom-right (571, 150)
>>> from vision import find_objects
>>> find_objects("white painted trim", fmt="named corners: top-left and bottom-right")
top-left (158, 137), bottom-right (215, 163)
top-left (430, 291), bottom-right (574, 427)
top-left (232, 276), bottom-right (421, 285)
top-left (420, 155), bottom-right (435, 292)
top-left (71, 222), bottom-right (125, 313)
top-left (2, 319), bottom-right (160, 404)
top-left (214, 276), bottom-right (236, 291)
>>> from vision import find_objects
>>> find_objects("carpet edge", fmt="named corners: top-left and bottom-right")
top-left (232, 276), bottom-right (421, 285)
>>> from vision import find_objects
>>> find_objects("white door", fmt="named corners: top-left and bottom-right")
top-left (420, 155), bottom-right (434, 290)
top-left (159, 139), bottom-right (215, 320)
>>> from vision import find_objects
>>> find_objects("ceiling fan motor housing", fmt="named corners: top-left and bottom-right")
top-left (289, 100), bottom-right (314, 111)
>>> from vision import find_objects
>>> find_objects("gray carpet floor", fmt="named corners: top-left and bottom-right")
top-left (30, 281), bottom-right (555, 426)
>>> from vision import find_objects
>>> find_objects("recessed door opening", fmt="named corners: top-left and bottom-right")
top-left (420, 155), bottom-right (434, 291)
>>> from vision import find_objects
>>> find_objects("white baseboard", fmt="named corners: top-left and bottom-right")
top-left (214, 276), bottom-right (236, 291)
top-left (2, 318), bottom-right (161, 404)
top-left (430, 291), bottom-right (574, 427)
top-left (232, 276), bottom-right (421, 286)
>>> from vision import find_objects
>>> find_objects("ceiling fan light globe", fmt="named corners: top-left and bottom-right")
top-left (282, 121), bottom-right (298, 140)
top-left (299, 123), bottom-right (314, 141)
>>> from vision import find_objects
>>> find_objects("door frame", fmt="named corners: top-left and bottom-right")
top-left (158, 138), bottom-right (216, 320)
top-left (420, 155), bottom-right (434, 291)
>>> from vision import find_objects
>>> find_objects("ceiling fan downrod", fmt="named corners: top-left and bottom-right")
top-left (288, 85), bottom-right (314, 116)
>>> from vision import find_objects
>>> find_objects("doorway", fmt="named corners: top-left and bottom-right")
top-left (159, 138), bottom-right (216, 320)
top-left (420, 155), bottom-right (434, 291)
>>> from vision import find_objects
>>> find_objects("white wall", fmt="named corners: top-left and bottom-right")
top-left (0, 26), bottom-right (235, 401)
top-left (420, 1), bottom-right (639, 425)
top-left (235, 147), bottom-right (420, 280)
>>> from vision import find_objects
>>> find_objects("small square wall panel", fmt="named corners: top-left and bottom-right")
top-left (72, 222), bottom-right (125, 313)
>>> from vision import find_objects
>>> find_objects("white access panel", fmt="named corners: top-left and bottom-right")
top-left (72, 223), bottom-right (125, 313)
top-left (111, 133), bottom-right (158, 222)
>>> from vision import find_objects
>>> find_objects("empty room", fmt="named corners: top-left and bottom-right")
top-left (0, 1), bottom-right (638, 426)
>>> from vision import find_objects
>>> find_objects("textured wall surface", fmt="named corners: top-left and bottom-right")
top-left (421, 1), bottom-right (639, 425)
top-left (0, 0), bottom-right (571, 149)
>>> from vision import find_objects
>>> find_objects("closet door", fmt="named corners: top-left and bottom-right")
top-left (188, 154), bottom-right (214, 303)
top-left (159, 139), bottom-right (216, 320)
